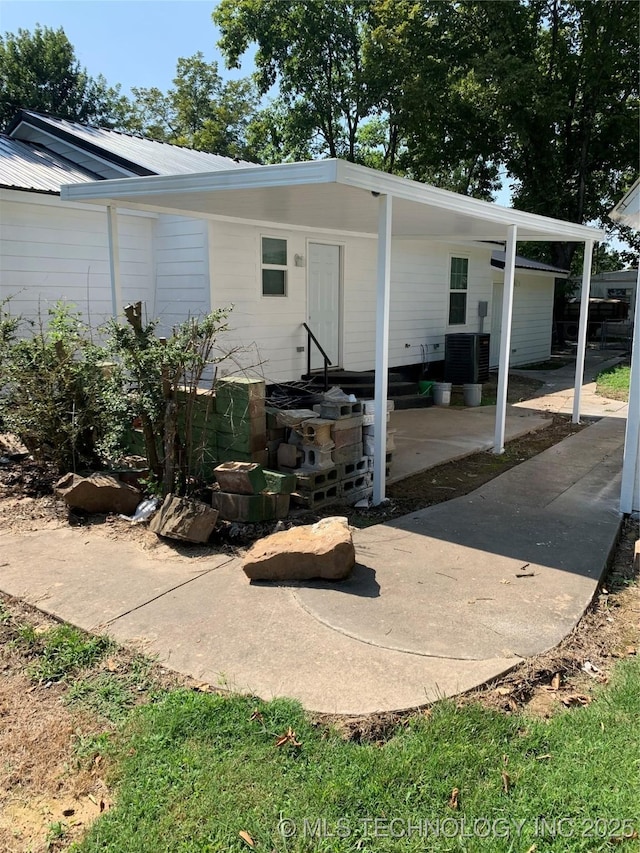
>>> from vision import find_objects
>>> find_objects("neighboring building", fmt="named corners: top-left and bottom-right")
top-left (1, 110), bottom-right (576, 384)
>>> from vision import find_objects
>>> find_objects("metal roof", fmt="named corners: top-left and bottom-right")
top-left (10, 110), bottom-right (254, 177)
top-left (0, 134), bottom-right (100, 193)
top-left (491, 249), bottom-right (569, 275)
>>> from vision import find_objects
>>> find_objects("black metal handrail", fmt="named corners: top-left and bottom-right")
top-left (303, 322), bottom-right (332, 391)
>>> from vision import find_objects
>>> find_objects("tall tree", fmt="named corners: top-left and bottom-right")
top-left (213, 0), bottom-right (376, 162)
top-left (0, 25), bottom-right (131, 129)
top-left (129, 52), bottom-right (257, 159)
top-left (470, 0), bottom-right (639, 266)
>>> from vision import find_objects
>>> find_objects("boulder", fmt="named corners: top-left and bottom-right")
top-left (150, 494), bottom-right (219, 543)
top-left (243, 516), bottom-right (355, 581)
top-left (54, 472), bottom-right (141, 515)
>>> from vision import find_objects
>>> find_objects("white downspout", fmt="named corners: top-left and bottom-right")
top-left (107, 204), bottom-right (123, 319)
top-left (572, 240), bottom-right (594, 423)
top-left (493, 224), bottom-right (517, 453)
top-left (372, 194), bottom-right (392, 505)
top-left (620, 265), bottom-right (640, 513)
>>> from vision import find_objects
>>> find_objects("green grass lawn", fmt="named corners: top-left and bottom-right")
top-left (73, 659), bottom-right (640, 853)
top-left (596, 364), bottom-right (631, 401)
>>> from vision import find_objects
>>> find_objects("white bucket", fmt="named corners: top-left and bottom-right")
top-left (463, 383), bottom-right (482, 407)
top-left (433, 382), bottom-right (452, 406)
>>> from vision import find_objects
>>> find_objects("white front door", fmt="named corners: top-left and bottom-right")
top-left (490, 281), bottom-right (503, 367)
top-left (308, 242), bottom-right (341, 370)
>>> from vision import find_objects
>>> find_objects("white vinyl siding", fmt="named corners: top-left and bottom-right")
top-left (505, 274), bottom-right (554, 366)
top-left (0, 190), bottom-right (153, 328)
top-left (153, 215), bottom-right (211, 335)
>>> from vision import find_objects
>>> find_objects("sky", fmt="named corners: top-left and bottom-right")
top-left (0, 1), bottom-right (253, 95)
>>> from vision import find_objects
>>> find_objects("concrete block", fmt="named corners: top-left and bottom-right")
top-left (276, 408), bottom-right (317, 428)
top-left (291, 483), bottom-right (340, 510)
top-left (216, 448), bottom-right (252, 464)
top-left (216, 430), bottom-right (267, 455)
top-left (337, 457), bottom-right (369, 480)
top-left (277, 442), bottom-right (302, 469)
top-left (362, 399), bottom-right (394, 414)
top-left (341, 485), bottom-right (374, 507)
top-left (295, 466), bottom-right (339, 493)
top-left (216, 376), bottom-right (265, 401)
top-left (252, 450), bottom-right (269, 467)
top-left (366, 453), bottom-right (393, 471)
top-left (301, 445), bottom-right (334, 470)
top-left (213, 462), bottom-right (266, 495)
top-left (330, 415), bottom-right (364, 431)
top-left (263, 470), bottom-right (297, 495)
top-left (331, 425), bottom-right (362, 449)
top-left (211, 491), bottom-right (275, 523)
top-left (340, 472), bottom-right (372, 498)
top-left (320, 400), bottom-right (363, 420)
top-left (363, 432), bottom-right (394, 456)
top-left (332, 443), bottom-right (364, 464)
top-left (217, 397), bottom-right (266, 423)
top-left (300, 418), bottom-right (334, 448)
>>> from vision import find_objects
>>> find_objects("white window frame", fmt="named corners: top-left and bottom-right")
top-left (261, 235), bottom-right (288, 297)
top-left (448, 255), bottom-right (469, 326)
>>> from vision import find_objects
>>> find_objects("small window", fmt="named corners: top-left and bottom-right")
top-left (448, 256), bottom-right (468, 325)
top-left (262, 236), bottom-right (287, 296)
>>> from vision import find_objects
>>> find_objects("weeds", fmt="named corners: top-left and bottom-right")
top-left (16, 623), bottom-right (112, 683)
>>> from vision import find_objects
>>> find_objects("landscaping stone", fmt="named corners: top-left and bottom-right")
top-left (242, 516), bottom-right (355, 581)
top-left (213, 462), bottom-right (267, 495)
top-left (0, 433), bottom-right (29, 460)
top-left (54, 472), bottom-right (141, 515)
top-left (150, 494), bottom-right (219, 543)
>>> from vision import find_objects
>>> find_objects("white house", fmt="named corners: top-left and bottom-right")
top-left (1, 110), bottom-right (605, 502)
top-left (2, 110), bottom-right (563, 381)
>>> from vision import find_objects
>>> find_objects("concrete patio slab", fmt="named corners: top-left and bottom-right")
top-left (389, 406), bottom-right (549, 484)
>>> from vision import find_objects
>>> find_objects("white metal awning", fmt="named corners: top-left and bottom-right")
top-left (62, 159), bottom-right (604, 243)
top-left (61, 159), bottom-right (606, 505)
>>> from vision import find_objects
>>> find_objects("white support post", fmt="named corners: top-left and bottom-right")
top-left (107, 204), bottom-right (123, 319)
top-left (372, 194), bottom-right (392, 505)
top-left (572, 240), bottom-right (594, 424)
top-left (493, 224), bottom-right (517, 453)
top-left (620, 266), bottom-right (640, 514)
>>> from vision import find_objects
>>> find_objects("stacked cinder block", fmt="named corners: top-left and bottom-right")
top-left (211, 461), bottom-right (295, 523)
top-left (361, 399), bottom-right (395, 477)
top-left (215, 377), bottom-right (267, 467)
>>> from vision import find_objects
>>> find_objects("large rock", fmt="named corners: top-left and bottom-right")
top-left (54, 472), bottom-right (141, 515)
top-left (150, 493), bottom-right (219, 543)
top-left (243, 516), bottom-right (355, 581)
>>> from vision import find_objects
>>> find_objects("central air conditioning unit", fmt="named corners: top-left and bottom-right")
top-left (444, 333), bottom-right (490, 383)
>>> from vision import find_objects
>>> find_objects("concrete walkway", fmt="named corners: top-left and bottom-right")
top-left (0, 417), bottom-right (624, 715)
top-left (512, 349), bottom-right (628, 419)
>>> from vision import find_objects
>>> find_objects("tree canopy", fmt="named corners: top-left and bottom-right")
top-left (128, 52), bottom-right (258, 160)
top-left (214, 0), bottom-right (639, 266)
top-left (0, 25), bottom-right (130, 130)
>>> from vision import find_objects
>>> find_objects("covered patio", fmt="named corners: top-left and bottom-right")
top-left (62, 159), bottom-right (605, 504)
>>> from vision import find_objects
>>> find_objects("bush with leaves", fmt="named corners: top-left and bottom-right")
top-left (0, 302), bottom-right (129, 473)
top-left (106, 303), bottom-right (234, 496)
